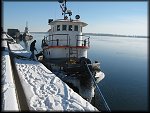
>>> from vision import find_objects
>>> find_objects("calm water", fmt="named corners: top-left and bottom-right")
top-left (19, 33), bottom-right (148, 112)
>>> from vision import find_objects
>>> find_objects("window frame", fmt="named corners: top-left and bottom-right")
top-left (74, 25), bottom-right (78, 31)
top-left (62, 25), bottom-right (67, 31)
top-left (68, 25), bottom-right (73, 31)
top-left (57, 25), bottom-right (60, 31)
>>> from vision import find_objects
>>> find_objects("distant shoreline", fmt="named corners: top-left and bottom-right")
top-left (20, 32), bottom-right (147, 38)
top-left (83, 33), bottom-right (148, 38)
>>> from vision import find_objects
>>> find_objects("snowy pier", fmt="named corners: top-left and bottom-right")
top-left (1, 33), bottom-right (99, 111)
top-left (1, 39), bottom-right (19, 111)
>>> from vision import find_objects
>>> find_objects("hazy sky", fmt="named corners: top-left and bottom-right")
top-left (3, 1), bottom-right (148, 36)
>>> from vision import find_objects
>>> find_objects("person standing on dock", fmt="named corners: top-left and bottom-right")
top-left (29, 40), bottom-right (38, 60)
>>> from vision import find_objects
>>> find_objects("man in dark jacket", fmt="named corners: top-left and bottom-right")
top-left (29, 40), bottom-right (37, 60)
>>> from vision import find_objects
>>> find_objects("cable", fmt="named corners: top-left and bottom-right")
top-left (84, 61), bottom-right (111, 112)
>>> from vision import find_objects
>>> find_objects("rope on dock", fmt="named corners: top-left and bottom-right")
top-left (83, 61), bottom-right (111, 112)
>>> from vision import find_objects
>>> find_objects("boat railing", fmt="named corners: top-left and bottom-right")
top-left (42, 34), bottom-right (90, 48)
top-left (42, 34), bottom-right (70, 46)
top-left (75, 35), bottom-right (90, 47)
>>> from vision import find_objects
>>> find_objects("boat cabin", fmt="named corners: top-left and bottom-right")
top-left (42, 1), bottom-right (90, 63)
top-left (42, 19), bottom-right (90, 60)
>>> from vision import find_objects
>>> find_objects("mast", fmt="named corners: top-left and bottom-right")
top-left (25, 21), bottom-right (29, 33)
top-left (26, 21), bottom-right (28, 28)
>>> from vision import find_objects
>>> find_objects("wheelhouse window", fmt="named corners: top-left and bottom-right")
top-left (62, 25), bottom-right (67, 31)
top-left (74, 25), bottom-right (78, 31)
top-left (68, 25), bottom-right (72, 31)
top-left (57, 25), bottom-right (60, 31)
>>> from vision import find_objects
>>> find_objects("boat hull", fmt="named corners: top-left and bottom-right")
top-left (39, 56), bottom-right (105, 103)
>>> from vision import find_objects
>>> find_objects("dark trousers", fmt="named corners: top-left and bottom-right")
top-left (30, 51), bottom-right (35, 59)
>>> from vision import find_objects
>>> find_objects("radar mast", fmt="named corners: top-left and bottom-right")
top-left (58, 0), bottom-right (72, 20)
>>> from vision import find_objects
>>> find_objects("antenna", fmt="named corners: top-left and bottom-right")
top-left (58, 0), bottom-right (65, 3)
top-left (58, 0), bottom-right (72, 20)
top-left (59, 0), bottom-right (67, 19)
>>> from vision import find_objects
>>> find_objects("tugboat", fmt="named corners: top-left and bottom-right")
top-left (41, 0), bottom-right (105, 103)
top-left (22, 21), bottom-right (33, 41)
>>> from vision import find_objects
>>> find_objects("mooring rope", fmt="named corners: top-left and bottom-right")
top-left (84, 61), bottom-right (111, 112)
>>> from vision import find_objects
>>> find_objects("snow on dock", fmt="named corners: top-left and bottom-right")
top-left (1, 33), bottom-right (99, 111)
top-left (1, 40), bottom-right (19, 111)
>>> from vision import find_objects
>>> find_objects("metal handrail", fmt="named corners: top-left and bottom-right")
top-left (43, 34), bottom-right (69, 46)
top-left (75, 35), bottom-right (90, 47)
top-left (42, 34), bottom-right (90, 47)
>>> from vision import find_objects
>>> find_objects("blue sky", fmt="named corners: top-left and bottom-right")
top-left (3, 1), bottom-right (148, 36)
